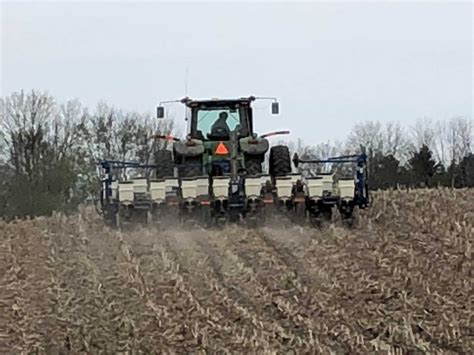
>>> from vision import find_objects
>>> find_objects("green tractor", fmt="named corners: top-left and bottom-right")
top-left (153, 96), bottom-right (292, 223)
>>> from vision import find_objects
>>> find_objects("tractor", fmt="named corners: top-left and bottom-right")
top-left (154, 96), bottom-right (291, 178)
top-left (153, 96), bottom-right (292, 224)
top-left (98, 96), bottom-right (369, 227)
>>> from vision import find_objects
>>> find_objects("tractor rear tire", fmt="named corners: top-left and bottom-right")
top-left (269, 145), bottom-right (292, 177)
top-left (155, 150), bottom-right (174, 178)
top-left (180, 157), bottom-right (203, 178)
top-left (246, 156), bottom-right (263, 175)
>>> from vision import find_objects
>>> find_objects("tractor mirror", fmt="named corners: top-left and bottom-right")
top-left (157, 106), bottom-right (165, 119)
top-left (271, 102), bottom-right (279, 115)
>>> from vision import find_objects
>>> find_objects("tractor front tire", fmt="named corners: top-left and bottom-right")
top-left (269, 145), bottom-right (292, 177)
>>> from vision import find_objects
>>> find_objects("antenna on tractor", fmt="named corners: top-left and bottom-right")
top-left (185, 67), bottom-right (189, 96)
top-left (184, 67), bottom-right (189, 121)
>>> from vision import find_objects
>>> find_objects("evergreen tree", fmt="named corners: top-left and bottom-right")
top-left (408, 145), bottom-right (438, 187)
top-left (459, 154), bottom-right (474, 187)
top-left (369, 153), bottom-right (400, 189)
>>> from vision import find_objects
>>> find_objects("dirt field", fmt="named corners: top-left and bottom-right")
top-left (1, 189), bottom-right (472, 354)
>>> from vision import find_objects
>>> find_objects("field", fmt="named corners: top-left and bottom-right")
top-left (1, 189), bottom-right (472, 354)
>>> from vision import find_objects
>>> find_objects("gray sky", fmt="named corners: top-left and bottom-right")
top-left (1, 1), bottom-right (472, 143)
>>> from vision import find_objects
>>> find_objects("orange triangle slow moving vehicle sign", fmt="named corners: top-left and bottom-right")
top-left (215, 141), bottom-right (229, 155)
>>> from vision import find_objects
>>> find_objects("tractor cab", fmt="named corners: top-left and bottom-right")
top-left (186, 97), bottom-right (255, 141)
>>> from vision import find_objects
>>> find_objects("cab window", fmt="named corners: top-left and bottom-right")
top-left (193, 106), bottom-right (248, 140)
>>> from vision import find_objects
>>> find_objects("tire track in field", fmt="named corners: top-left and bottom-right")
top-left (99, 227), bottom-right (178, 352)
top-left (208, 227), bottom-right (323, 350)
top-left (193, 229), bottom-right (309, 351)
top-left (120, 226), bottom-right (240, 352)
top-left (120, 226), bottom-right (299, 351)
top-left (227, 226), bottom-right (357, 352)
top-left (116, 226), bottom-right (282, 352)
top-left (261, 225), bottom-right (335, 294)
top-left (260, 225), bottom-right (357, 350)
top-left (164, 228), bottom-right (284, 351)
top-left (154, 228), bottom-right (256, 352)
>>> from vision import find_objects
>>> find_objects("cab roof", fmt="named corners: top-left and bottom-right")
top-left (183, 96), bottom-right (256, 108)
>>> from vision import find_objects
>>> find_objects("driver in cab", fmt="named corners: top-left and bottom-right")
top-left (210, 111), bottom-right (231, 136)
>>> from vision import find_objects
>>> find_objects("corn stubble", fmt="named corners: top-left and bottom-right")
top-left (0, 189), bottom-right (472, 353)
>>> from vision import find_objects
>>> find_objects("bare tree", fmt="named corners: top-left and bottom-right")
top-left (0, 131), bottom-right (6, 163)
top-left (427, 117), bottom-right (473, 167)
top-left (346, 120), bottom-right (409, 162)
top-left (446, 117), bottom-right (472, 163)
top-left (53, 99), bottom-right (85, 160)
top-left (0, 90), bottom-right (56, 178)
top-left (433, 120), bottom-right (448, 165)
top-left (347, 121), bottom-right (383, 155)
top-left (385, 121), bottom-right (408, 160)
top-left (410, 117), bottom-right (436, 153)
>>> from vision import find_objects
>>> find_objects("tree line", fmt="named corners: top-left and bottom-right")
top-left (0, 90), bottom-right (472, 218)
top-left (290, 119), bottom-right (473, 190)
top-left (0, 90), bottom-right (174, 218)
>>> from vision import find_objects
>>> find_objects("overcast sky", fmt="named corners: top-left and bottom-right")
top-left (1, 1), bottom-right (472, 143)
